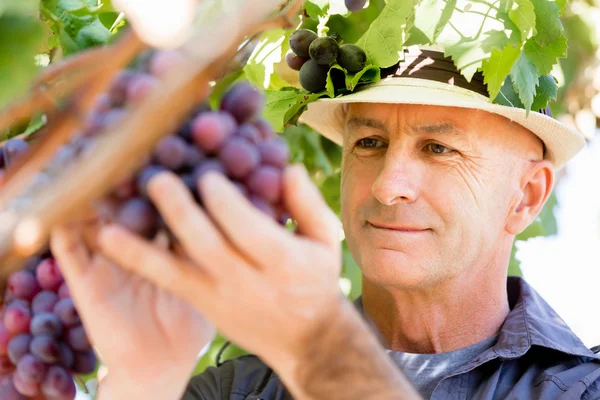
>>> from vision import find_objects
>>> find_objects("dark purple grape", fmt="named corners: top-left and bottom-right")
top-left (30, 335), bottom-right (61, 364)
top-left (31, 291), bottom-right (59, 314)
top-left (136, 165), bottom-right (167, 197)
top-left (237, 124), bottom-right (261, 144)
top-left (3, 139), bottom-right (29, 168)
top-left (246, 166), bottom-right (283, 203)
top-left (113, 177), bottom-right (138, 200)
top-left (0, 355), bottom-right (14, 373)
top-left (285, 51), bottom-right (309, 71)
top-left (16, 354), bottom-right (46, 383)
top-left (23, 257), bottom-right (42, 274)
top-left (0, 323), bottom-right (10, 355)
top-left (108, 70), bottom-right (137, 106)
top-left (116, 197), bottom-right (159, 239)
top-left (191, 111), bottom-right (237, 153)
top-left (183, 146), bottom-right (205, 168)
top-left (258, 139), bottom-right (289, 168)
top-left (7, 271), bottom-right (39, 301)
top-left (41, 365), bottom-right (76, 399)
top-left (66, 325), bottom-right (90, 351)
top-left (57, 283), bottom-right (70, 300)
top-left (3, 305), bottom-right (31, 335)
top-left (72, 349), bottom-right (97, 374)
top-left (345, 0), bottom-right (367, 12)
top-left (289, 29), bottom-right (318, 58)
top-left (153, 136), bottom-right (188, 170)
top-left (252, 119), bottom-right (275, 140)
top-left (178, 120), bottom-right (193, 141)
top-left (53, 299), bottom-right (79, 327)
top-left (0, 376), bottom-right (27, 399)
top-left (219, 137), bottom-right (260, 180)
top-left (338, 44), bottom-right (367, 73)
top-left (221, 83), bottom-right (265, 124)
top-left (7, 335), bottom-right (32, 364)
top-left (299, 59), bottom-right (329, 92)
top-left (181, 173), bottom-right (196, 194)
top-left (58, 343), bottom-right (74, 369)
top-left (30, 312), bottom-right (63, 337)
top-left (13, 372), bottom-right (41, 396)
top-left (36, 258), bottom-right (64, 292)
top-left (249, 196), bottom-right (276, 219)
top-left (308, 37), bottom-right (339, 65)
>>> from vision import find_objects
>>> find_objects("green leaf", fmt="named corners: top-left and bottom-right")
top-left (493, 75), bottom-right (525, 108)
top-left (0, 0), bottom-right (40, 16)
top-left (510, 52), bottom-right (539, 110)
top-left (346, 64), bottom-right (380, 90)
top-left (508, 0), bottom-right (536, 40)
top-left (481, 44), bottom-right (521, 100)
top-left (523, 34), bottom-right (567, 76)
top-left (304, 0), bottom-right (349, 19)
top-left (263, 89), bottom-right (301, 132)
top-left (555, 0), bottom-right (567, 16)
top-left (411, 0), bottom-right (457, 44)
top-left (530, 74), bottom-right (557, 110)
top-left (244, 29), bottom-right (290, 91)
top-left (508, 242), bottom-right (523, 276)
top-left (530, 0), bottom-right (563, 46)
top-left (342, 240), bottom-right (362, 300)
top-left (0, 15), bottom-right (46, 108)
top-left (355, 0), bottom-right (416, 67)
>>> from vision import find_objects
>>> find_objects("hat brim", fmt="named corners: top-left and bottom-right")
top-left (298, 77), bottom-right (585, 170)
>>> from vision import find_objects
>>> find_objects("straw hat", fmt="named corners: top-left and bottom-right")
top-left (299, 46), bottom-right (586, 170)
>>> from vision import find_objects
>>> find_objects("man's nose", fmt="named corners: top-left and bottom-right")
top-left (371, 154), bottom-right (420, 206)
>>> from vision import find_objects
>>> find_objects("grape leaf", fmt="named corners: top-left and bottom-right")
top-left (244, 29), bottom-right (291, 91)
top-left (508, 0), bottom-right (536, 40)
top-left (304, 0), bottom-right (349, 19)
top-left (530, 0), bottom-right (563, 46)
top-left (510, 53), bottom-right (539, 111)
top-left (530, 74), bottom-right (557, 111)
top-left (0, 15), bottom-right (46, 108)
top-left (355, 0), bottom-right (416, 67)
top-left (326, 64), bottom-right (346, 97)
top-left (481, 44), bottom-right (521, 100)
top-left (555, 0), bottom-right (567, 16)
top-left (523, 35), bottom-right (567, 76)
top-left (411, 0), bottom-right (457, 44)
top-left (346, 64), bottom-right (380, 90)
top-left (263, 89), bottom-right (301, 132)
top-left (493, 76), bottom-right (525, 108)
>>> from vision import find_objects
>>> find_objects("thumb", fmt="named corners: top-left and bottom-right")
top-left (283, 164), bottom-right (341, 254)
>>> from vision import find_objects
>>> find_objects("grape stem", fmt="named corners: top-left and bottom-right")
top-left (0, 0), bottom-right (306, 285)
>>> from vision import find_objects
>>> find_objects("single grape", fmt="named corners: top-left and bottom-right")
top-left (309, 37), bottom-right (339, 66)
top-left (0, 323), bottom-right (10, 355)
top-left (53, 299), bottom-right (79, 327)
top-left (252, 119), bottom-right (275, 140)
top-left (258, 139), bottom-right (289, 168)
top-left (30, 335), bottom-right (61, 364)
top-left (30, 312), bottom-right (63, 338)
top-left (149, 49), bottom-right (186, 79)
top-left (7, 335), bottom-right (32, 364)
top-left (153, 136), bottom-right (188, 170)
top-left (0, 355), bottom-right (14, 373)
top-left (57, 283), bottom-right (70, 300)
top-left (16, 354), bottom-right (47, 383)
top-left (337, 44), bottom-right (367, 73)
top-left (285, 51), bottom-right (309, 71)
top-left (0, 376), bottom-right (27, 399)
top-left (116, 197), bottom-right (159, 239)
top-left (72, 349), bottom-right (97, 374)
top-left (2, 139), bottom-right (29, 168)
top-left (191, 111), bottom-right (237, 153)
top-left (289, 29), bottom-right (318, 58)
top-left (126, 73), bottom-right (160, 104)
top-left (36, 258), bottom-right (64, 292)
top-left (31, 291), bottom-right (59, 314)
top-left (219, 137), bottom-right (260, 180)
top-left (183, 145), bottom-right (205, 168)
top-left (299, 60), bottom-right (329, 92)
top-left (237, 123), bottom-right (261, 144)
top-left (3, 305), bottom-right (31, 335)
top-left (220, 83), bottom-right (265, 124)
top-left (136, 165), bottom-right (167, 197)
top-left (66, 325), bottom-right (90, 352)
top-left (345, 0), bottom-right (367, 12)
top-left (246, 166), bottom-right (283, 204)
top-left (41, 365), bottom-right (76, 399)
top-left (58, 342), bottom-right (74, 369)
top-left (13, 372), bottom-right (41, 397)
top-left (249, 196), bottom-right (276, 219)
top-left (7, 270), bottom-right (39, 301)
top-left (108, 70), bottom-right (137, 106)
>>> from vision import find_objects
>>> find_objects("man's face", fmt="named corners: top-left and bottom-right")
top-left (341, 103), bottom-right (543, 289)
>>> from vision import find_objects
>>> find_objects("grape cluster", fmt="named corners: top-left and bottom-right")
top-left (89, 52), bottom-right (291, 239)
top-left (287, 29), bottom-right (367, 92)
top-left (345, 0), bottom-right (367, 12)
top-left (0, 257), bottom-right (93, 399)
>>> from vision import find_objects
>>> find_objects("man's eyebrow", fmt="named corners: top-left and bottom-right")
top-left (346, 117), bottom-right (389, 134)
top-left (413, 122), bottom-right (460, 135)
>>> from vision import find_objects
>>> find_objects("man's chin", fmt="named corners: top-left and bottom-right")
top-left (360, 250), bottom-right (436, 289)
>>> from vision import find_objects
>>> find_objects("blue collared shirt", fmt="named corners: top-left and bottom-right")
top-left (183, 277), bottom-right (600, 399)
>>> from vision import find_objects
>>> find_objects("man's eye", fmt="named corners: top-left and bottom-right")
top-left (356, 138), bottom-right (385, 148)
top-left (426, 143), bottom-right (452, 154)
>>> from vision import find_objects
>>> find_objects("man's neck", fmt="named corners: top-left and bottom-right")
top-left (361, 257), bottom-right (510, 354)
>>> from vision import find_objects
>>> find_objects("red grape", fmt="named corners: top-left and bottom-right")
top-left (246, 166), bottom-right (283, 203)
top-left (191, 111), bottom-right (237, 153)
top-left (219, 137), bottom-right (260, 179)
top-left (220, 82), bottom-right (265, 124)
top-left (36, 259), bottom-right (64, 292)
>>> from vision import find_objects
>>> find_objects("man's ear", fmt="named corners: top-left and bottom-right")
top-left (506, 160), bottom-right (554, 235)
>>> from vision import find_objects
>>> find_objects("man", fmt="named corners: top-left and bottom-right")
top-left (51, 48), bottom-right (600, 400)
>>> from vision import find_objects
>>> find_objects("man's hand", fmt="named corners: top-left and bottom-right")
top-left (96, 164), bottom-right (344, 371)
top-left (50, 223), bottom-right (216, 399)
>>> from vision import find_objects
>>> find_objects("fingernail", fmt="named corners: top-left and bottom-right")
top-left (147, 171), bottom-right (173, 196)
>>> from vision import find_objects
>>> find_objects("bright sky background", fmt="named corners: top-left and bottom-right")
top-left (518, 133), bottom-right (600, 348)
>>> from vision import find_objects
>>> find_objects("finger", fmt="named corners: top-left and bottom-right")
top-left (284, 164), bottom-right (341, 253)
top-left (50, 224), bottom-right (90, 284)
top-left (98, 224), bottom-right (212, 299)
top-left (199, 172), bottom-right (292, 270)
top-left (146, 172), bottom-right (239, 276)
